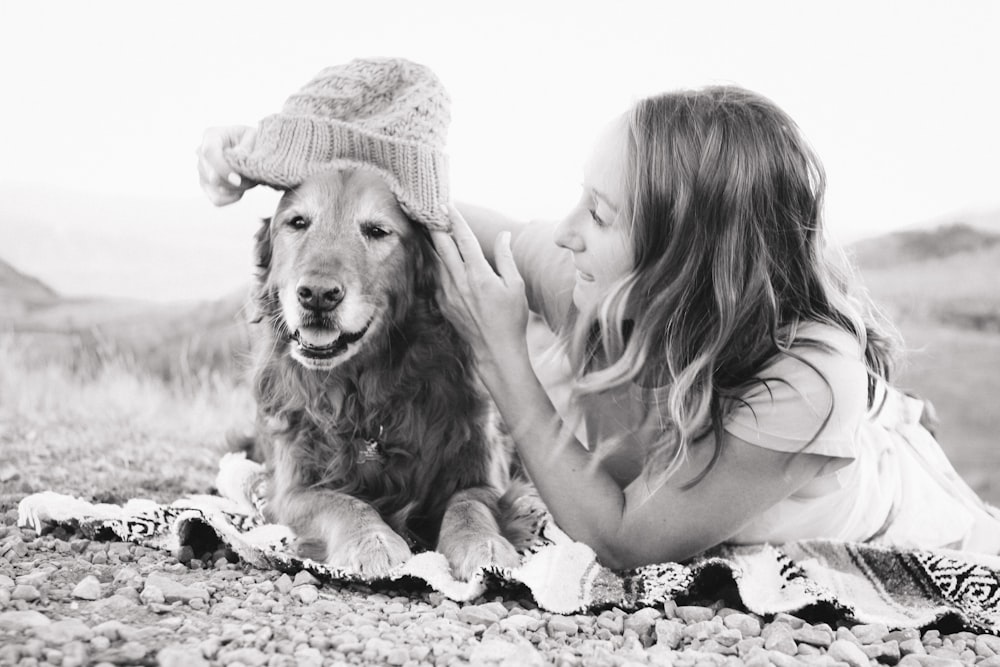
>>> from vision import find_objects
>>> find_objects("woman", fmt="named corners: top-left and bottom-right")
top-left (199, 85), bottom-right (1000, 569)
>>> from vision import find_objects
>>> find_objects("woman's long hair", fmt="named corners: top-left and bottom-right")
top-left (565, 86), bottom-right (900, 484)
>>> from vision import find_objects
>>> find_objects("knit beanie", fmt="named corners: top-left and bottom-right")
top-left (225, 57), bottom-right (451, 230)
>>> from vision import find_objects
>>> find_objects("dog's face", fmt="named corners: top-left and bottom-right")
top-left (256, 168), bottom-right (433, 371)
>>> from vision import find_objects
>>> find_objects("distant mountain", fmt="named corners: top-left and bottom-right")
top-left (0, 254), bottom-right (252, 380)
top-left (849, 223), bottom-right (1000, 269)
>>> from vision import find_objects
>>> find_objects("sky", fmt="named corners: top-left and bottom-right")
top-left (1, 0), bottom-right (998, 302)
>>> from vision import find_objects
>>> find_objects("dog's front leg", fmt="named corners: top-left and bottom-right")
top-left (274, 488), bottom-right (412, 577)
top-left (438, 487), bottom-right (520, 581)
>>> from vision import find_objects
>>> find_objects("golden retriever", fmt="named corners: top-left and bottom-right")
top-left (246, 167), bottom-right (522, 580)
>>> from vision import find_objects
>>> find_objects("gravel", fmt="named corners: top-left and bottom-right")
top-left (3, 506), bottom-right (1000, 666)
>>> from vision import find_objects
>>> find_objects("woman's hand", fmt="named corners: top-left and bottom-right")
top-left (196, 125), bottom-right (256, 206)
top-left (431, 204), bottom-right (530, 377)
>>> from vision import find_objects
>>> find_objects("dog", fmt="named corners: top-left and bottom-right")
top-left (244, 167), bottom-right (524, 580)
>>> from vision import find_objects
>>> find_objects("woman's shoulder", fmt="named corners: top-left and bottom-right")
top-left (724, 321), bottom-right (870, 458)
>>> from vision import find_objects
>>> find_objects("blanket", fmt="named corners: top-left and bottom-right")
top-left (16, 453), bottom-right (1000, 632)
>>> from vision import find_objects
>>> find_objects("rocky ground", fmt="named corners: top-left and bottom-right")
top-left (4, 498), bottom-right (1000, 667)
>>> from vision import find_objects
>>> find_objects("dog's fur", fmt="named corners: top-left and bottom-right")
top-left (246, 167), bottom-right (521, 579)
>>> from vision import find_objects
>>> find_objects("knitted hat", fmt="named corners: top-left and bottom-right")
top-left (225, 57), bottom-right (451, 230)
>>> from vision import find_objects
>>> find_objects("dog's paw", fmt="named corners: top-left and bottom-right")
top-left (444, 533), bottom-right (521, 581)
top-left (326, 528), bottom-right (412, 578)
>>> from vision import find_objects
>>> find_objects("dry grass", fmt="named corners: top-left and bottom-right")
top-left (0, 332), bottom-right (254, 509)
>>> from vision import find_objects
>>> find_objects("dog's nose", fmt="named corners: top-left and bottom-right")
top-left (296, 281), bottom-right (345, 312)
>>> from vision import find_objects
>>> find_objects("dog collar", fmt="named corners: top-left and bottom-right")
top-left (359, 425), bottom-right (385, 464)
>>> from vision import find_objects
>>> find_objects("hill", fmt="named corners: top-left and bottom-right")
top-left (849, 222), bottom-right (1000, 269)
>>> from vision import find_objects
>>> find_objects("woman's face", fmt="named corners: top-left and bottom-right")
top-left (554, 115), bottom-right (633, 313)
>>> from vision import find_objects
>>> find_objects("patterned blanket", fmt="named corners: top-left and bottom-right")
top-left (17, 453), bottom-right (1000, 632)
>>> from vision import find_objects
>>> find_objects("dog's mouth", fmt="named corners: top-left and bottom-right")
top-left (290, 326), bottom-right (368, 360)
top-left (285, 315), bottom-right (375, 370)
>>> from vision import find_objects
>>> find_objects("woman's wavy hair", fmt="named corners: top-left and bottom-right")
top-left (565, 86), bottom-right (900, 484)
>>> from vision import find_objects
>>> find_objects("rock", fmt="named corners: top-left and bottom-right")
top-left (978, 657), bottom-right (1000, 667)
top-left (0, 610), bottom-right (50, 632)
top-left (72, 575), bottom-right (102, 600)
top-left (546, 615), bottom-right (579, 636)
top-left (0, 574), bottom-right (13, 589)
top-left (499, 614), bottom-right (541, 633)
top-left (15, 570), bottom-right (53, 587)
top-left (978, 635), bottom-right (1000, 658)
top-left (145, 572), bottom-right (209, 603)
top-left (275, 573), bottom-right (294, 594)
top-left (140, 584), bottom-right (166, 605)
top-left (596, 612), bottom-right (623, 634)
top-left (654, 619), bottom-right (684, 649)
top-left (157, 645), bottom-right (210, 667)
top-left (768, 650), bottom-right (803, 667)
top-left (89, 594), bottom-right (137, 614)
top-left (469, 637), bottom-right (544, 666)
top-left (459, 602), bottom-right (507, 626)
top-left (624, 607), bottom-right (661, 636)
top-left (218, 647), bottom-right (268, 666)
top-left (852, 622), bottom-right (890, 644)
top-left (292, 585), bottom-right (318, 604)
top-left (763, 623), bottom-right (797, 655)
top-left (793, 625), bottom-right (834, 648)
top-left (34, 618), bottom-right (91, 644)
top-left (900, 638), bottom-right (926, 656)
top-left (676, 605), bottom-right (715, 623)
top-left (11, 584), bottom-right (40, 601)
top-left (829, 638), bottom-right (871, 667)
top-left (862, 640), bottom-right (901, 664)
top-left (292, 570), bottom-right (320, 587)
top-left (723, 612), bottom-right (762, 637)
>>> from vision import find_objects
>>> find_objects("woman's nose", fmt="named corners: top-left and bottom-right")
top-left (554, 213), bottom-right (585, 253)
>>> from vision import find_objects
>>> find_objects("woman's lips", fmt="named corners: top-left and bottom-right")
top-left (576, 270), bottom-right (595, 283)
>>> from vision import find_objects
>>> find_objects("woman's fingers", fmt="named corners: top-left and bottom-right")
top-left (446, 204), bottom-right (488, 265)
top-left (430, 230), bottom-right (466, 277)
top-left (493, 231), bottom-right (523, 288)
top-left (196, 125), bottom-right (254, 207)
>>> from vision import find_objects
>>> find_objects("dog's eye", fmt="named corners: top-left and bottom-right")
top-left (361, 222), bottom-right (391, 240)
top-left (285, 216), bottom-right (310, 231)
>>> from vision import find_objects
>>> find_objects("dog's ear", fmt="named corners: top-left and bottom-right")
top-left (248, 217), bottom-right (275, 324)
top-left (410, 225), bottom-right (440, 299)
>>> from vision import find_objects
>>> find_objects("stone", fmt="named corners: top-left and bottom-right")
top-left (0, 610), bottom-right (50, 632)
top-left (655, 619), bottom-right (684, 649)
top-left (218, 647), bottom-right (268, 666)
top-left (676, 605), bottom-right (715, 623)
top-left (11, 584), bottom-right (40, 601)
top-left (459, 603), bottom-right (506, 626)
top-left (900, 638), bottom-right (926, 656)
top-left (852, 623), bottom-right (890, 644)
top-left (723, 612), bottom-right (761, 637)
top-left (978, 635), bottom-right (1000, 658)
top-left (292, 585), bottom-right (319, 604)
top-left (275, 573), bottom-right (294, 594)
top-left (828, 638), bottom-right (871, 667)
top-left (763, 623), bottom-right (797, 655)
top-left (862, 640), bottom-right (901, 663)
top-left (140, 584), bottom-right (165, 605)
top-left (33, 618), bottom-right (91, 644)
top-left (156, 645), bottom-right (209, 667)
top-left (793, 625), bottom-right (834, 648)
top-left (469, 637), bottom-right (545, 666)
top-left (625, 607), bottom-right (661, 637)
top-left (546, 615), bottom-right (579, 636)
top-left (145, 572), bottom-right (209, 603)
top-left (72, 575), bottom-right (102, 600)
top-left (292, 570), bottom-right (320, 587)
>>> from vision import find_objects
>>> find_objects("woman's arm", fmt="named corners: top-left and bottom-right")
top-left (481, 342), bottom-right (829, 568)
top-left (432, 206), bottom-right (830, 568)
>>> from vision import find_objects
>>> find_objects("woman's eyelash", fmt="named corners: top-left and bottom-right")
top-left (589, 207), bottom-right (607, 226)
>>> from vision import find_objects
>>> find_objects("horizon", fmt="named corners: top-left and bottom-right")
top-left (2, 0), bottom-right (999, 302)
